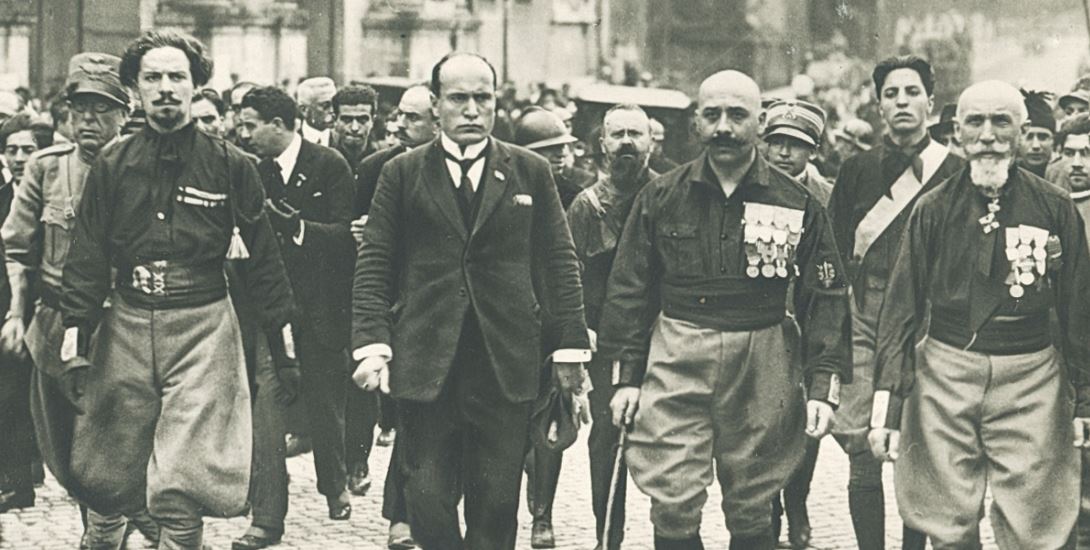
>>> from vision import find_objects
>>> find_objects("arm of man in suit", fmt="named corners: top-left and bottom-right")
top-left (350, 155), bottom-right (403, 392)
top-left (531, 158), bottom-right (591, 391)
top-left (294, 151), bottom-right (357, 250)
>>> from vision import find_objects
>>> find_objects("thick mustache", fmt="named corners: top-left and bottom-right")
top-left (710, 135), bottom-right (745, 148)
top-left (153, 96), bottom-right (180, 106)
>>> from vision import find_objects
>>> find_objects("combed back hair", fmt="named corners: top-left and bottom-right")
top-left (1059, 113), bottom-right (1090, 148)
top-left (193, 88), bottom-right (225, 116)
top-left (120, 30), bottom-right (214, 88)
top-left (430, 52), bottom-right (498, 96)
top-left (872, 55), bottom-right (935, 98)
top-left (332, 85), bottom-right (378, 115)
top-left (240, 86), bottom-right (298, 131)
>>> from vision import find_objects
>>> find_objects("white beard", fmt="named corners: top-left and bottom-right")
top-left (969, 156), bottom-right (1012, 193)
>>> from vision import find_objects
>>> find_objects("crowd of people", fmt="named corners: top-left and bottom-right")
top-left (1, 25), bottom-right (1090, 550)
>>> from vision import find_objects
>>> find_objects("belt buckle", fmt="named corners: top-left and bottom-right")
top-left (132, 261), bottom-right (168, 296)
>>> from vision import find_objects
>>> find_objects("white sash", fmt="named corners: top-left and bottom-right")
top-left (853, 140), bottom-right (948, 260)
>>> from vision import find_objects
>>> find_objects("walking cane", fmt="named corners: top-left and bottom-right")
top-left (601, 428), bottom-right (627, 550)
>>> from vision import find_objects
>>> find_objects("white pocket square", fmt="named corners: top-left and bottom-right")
top-left (513, 194), bottom-right (533, 206)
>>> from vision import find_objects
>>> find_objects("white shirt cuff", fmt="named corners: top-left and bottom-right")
top-left (551, 348), bottom-right (592, 364)
top-left (292, 220), bottom-right (305, 245)
top-left (353, 343), bottom-right (392, 362)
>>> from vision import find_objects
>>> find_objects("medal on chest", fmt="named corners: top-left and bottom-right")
top-left (742, 202), bottom-right (803, 279)
top-left (1003, 225), bottom-right (1054, 298)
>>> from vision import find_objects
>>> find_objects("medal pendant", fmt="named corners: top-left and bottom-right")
top-left (761, 264), bottom-right (776, 278)
top-left (1009, 284), bottom-right (1024, 298)
top-left (1032, 247), bottom-right (1046, 260)
top-left (1018, 271), bottom-right (1035, 286)
top-left (1017, 244), bottom-right (1032, 258)
top-left (746, 265), bottom-right (760, 278)
top-left (775, 265), bottom-right (788, 278)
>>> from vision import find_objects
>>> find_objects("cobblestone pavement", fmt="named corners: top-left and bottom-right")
top-left (0, 430), bottom-right (998, 549)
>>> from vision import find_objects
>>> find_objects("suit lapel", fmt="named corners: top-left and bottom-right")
top-left (287, 140), bottom-right (312, 190)
top-left (423, 142), bottom-right (468, 241)
top-left (471, 141), bottom-right (510, 237)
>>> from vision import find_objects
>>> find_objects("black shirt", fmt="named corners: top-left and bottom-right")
top-left (61, 123), bottom-right (294, 331)
top-left (875, 166), bottom-right (1090, 424)
top-left (598, 151), bottom-right (851, 402)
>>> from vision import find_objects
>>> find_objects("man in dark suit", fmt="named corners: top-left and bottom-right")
top-left (237, 86), bottom-right (357, 527)
top-left (351, 52), bottom-right (591, 550)
top-left (348, 82), bottom-right (438, 550)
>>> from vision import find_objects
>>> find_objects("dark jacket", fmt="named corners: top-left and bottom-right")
top-left (875, 166), bottom-right (1090, 426)
top-left (828, 136), bottom-right (964, 290)
top-left (597, 152), bottom-right (851, 403)
top-left (355, 144), bottom-right (406, 217)
top-left (351, 138), bottom-right (590, 403)
top-left (258, 139), bottom-right (356, 350)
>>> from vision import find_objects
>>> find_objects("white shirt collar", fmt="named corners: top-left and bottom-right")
top-left (440, 133), bottom-right (490, 190)
top-left (301, 122), bottom-right (330, 146)
top-left (275, 133), bottom-right (303, 183)
top-left (440, 132), bottom-right (488, 160)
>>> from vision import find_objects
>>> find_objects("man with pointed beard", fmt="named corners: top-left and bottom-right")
top-left (566, 103), bottom-right (657, 550)
top-left (869, 80), bottom-right (1090, 549)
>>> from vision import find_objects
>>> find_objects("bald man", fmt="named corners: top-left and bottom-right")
top-left (351, 52), bottom-right (589, 549)
top-left (297, 77), bottom-right (337, 147)
top-left (870, 80), bottom-right (1090, 548)
top-left (598, 70), bottom-right (850, 550)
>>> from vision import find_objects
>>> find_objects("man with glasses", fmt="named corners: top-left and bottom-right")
top-left (0, 52), bottom-right (138, 547)
top-left (297, 77), bottom-right (336, 147)
top-left (330, 85), bottom-right (378, 171)
top-left (192, 89), bottom-right (225, 136)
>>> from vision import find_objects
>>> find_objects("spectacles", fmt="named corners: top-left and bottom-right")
top-left (69, 97), bottom-right (116, 114)
top-left (338, 114), bottom-right (372, 125)
top-left (195, 115), bottom-right (219, 125)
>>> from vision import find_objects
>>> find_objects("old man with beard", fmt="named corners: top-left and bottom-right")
top-left (869, 80), bottom-right (1090, 548)
top-left (565, 103), bottom-right (657, 550)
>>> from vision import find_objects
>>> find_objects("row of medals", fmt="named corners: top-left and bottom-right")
top-left (742, 203), bottom-right (805, 279)
top-left (1004, 225), bottom-right (1050, 298)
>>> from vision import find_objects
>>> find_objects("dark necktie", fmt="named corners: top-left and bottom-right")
top-left (272, 160), bottom-right (287, 187)
top-left (445, 151), bottom-right (484, 203)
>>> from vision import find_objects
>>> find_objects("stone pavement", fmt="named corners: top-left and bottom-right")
top-left (0, 431), bottom-right (998, 549)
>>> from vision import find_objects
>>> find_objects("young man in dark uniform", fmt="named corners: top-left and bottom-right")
top-left (826, 55), bottom-right (964, 549)
top-left (58, 30), bottom-right (295, 549)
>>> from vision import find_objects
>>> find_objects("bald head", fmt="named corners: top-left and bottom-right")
top-left (698, 70), bottom-right (761, 112)
top-left (957, 80), bottom-right (1028, 126)
top-left (694, 70), bottom-right (763, 167)
top-left (399, 84), bottom-right (434, 112)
